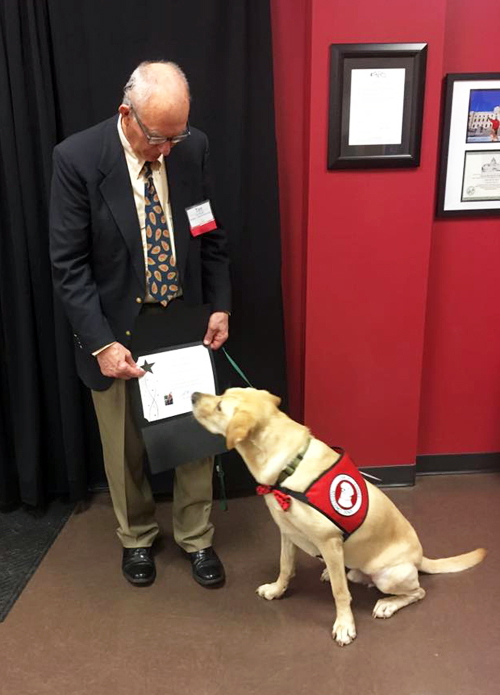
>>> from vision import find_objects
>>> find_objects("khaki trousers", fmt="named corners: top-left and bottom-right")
top-left (91, 379), bottom-right (214, 551)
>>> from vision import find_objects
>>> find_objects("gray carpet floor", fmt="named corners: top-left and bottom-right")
top-left (0, 500), bottom-right (74, 621)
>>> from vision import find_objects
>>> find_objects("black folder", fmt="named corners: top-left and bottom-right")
top-left (129, 301), bottom-right (227, 473)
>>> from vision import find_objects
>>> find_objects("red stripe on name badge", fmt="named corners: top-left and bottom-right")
top-left (190, 220), bottom-right (217, 237)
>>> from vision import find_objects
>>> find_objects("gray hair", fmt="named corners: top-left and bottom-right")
top-left (122, 61), bottom-right (190, 109)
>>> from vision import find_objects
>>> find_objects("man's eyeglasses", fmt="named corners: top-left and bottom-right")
top-left (130, 106), bottom-right (190, 145)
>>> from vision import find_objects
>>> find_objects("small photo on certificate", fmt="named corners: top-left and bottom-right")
top-left (137, 344), bottom-right (216, 422)
top-left (461, 150), bottom-right (500, 202)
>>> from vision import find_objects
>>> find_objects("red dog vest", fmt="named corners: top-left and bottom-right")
top-left (257, 448), bottom-right (369, 539)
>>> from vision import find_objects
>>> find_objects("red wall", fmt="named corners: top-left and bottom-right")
top-left (271, 0), bottom-right (500, 467)
top-left (418, 0), bottom-right (500, 455)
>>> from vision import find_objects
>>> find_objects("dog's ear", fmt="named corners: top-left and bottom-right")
top-left (269, 393), bottom-right (281, 408)
top-left (226, 410), bottom-right (256, 450)
top-left (260, 390), bottom-right (281, 408)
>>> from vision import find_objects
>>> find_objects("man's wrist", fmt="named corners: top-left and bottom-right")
top-left (93, 341), bottom-right (117, 357)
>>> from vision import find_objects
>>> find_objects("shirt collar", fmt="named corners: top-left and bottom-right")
top-left (117, 114), bottom-right (164, 180)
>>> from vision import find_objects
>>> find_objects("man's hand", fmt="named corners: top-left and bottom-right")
top-left (203, 312), bottom-right (229, 350)
top-left (96, 342), bottom-right (145, 379)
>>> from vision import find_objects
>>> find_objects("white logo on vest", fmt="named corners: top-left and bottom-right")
top-left (329, 474), bottom-right (362, 516)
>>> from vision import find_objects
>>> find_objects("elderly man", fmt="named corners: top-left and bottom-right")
top-left (50, 61), bottom-right (231, 587)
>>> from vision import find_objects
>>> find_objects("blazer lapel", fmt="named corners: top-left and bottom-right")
top-left (98, 118), bottom-right (145, 288)
top-left (165, 153), bottom-right (190, 281)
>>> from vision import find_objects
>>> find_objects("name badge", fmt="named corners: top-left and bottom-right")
top-left (185, 200), bottom-right (217, 237)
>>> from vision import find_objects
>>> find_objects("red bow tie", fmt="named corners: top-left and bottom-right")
top-left (256, 485), bottom-right (291, 511)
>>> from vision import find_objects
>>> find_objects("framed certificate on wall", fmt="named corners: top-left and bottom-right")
top-left (437, 73), bottom-right (500, 217)
top-left (327, 43), bottom-right (427, 169)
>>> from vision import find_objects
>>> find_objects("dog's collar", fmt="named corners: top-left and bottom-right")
top-left (276, 437), bottom-right (312, 484)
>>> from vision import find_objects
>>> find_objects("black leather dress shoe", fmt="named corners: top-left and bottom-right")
top-left (187, 547), bottom-right (225, 587)
top-left (122, 547), bottom-right (156, 586)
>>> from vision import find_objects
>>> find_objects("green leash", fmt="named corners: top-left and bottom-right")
top-left (221, 347), bottom-right (253, 387)
top-left (215, 456), bottom-right (228, 511)
top-left (215, 348), bottom-right (254, 510)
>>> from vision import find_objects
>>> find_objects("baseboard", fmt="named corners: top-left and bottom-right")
top-left (416, 451), bottom-right (500, 475)
top-left (361, 452), bottom-right (500, 486)
top-left (360, 465), bottom-right (416, 487)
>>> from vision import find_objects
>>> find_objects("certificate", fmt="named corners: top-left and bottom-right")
top-left (128, 303), bottom-right (227, 472)
top-left (349, 68), bottom-right (406, 146)
top-left (461, 150), bottom-right (500, 202)
top-left (327, 43), bottom-right (427, 169)
top-left (137, 344), bottom-right (215, 422)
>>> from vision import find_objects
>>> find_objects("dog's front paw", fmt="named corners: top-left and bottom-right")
top-left (372, 598), bottom-right (399, 619)
top-left (332, 617), bottom-right (357, 646)
top-left (320, 568), bottom-right (330, 582)
top-left (256, 582), bottom-right (286, 600)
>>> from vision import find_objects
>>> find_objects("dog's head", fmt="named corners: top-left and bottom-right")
top-left (191, 387), bottom-right (282, 450)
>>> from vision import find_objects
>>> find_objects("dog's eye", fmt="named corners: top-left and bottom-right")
top-left (216, 402), bottom-right (222, 412)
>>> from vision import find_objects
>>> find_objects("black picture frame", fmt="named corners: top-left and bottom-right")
top-left (327, 43), bottom-right (427, 169)
top-left (437, 72), bottom-right (500, 218)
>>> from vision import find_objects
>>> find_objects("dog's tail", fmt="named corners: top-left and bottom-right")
top-left (419, 547), bottom-right (487, 574)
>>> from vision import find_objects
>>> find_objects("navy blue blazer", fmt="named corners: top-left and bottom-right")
top-left (49, 116), bottom-right (231, 391)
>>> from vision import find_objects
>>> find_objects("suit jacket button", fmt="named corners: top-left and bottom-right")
top-left (136, 297), bottom-right (142, 304)
top-left (125, 330), bottom-right (131, 337)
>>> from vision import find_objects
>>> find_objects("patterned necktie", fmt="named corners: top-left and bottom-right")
top-left (143, 162), bottom-right (180, 305)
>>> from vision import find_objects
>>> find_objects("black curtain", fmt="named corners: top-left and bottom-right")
top-left (0, 0), bottom-right (287, 507)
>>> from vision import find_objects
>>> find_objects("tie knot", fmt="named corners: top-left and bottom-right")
top-left (143, 162), bottom-right (154, 180)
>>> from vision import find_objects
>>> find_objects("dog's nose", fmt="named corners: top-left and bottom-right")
top-left (191, 392), bottom-right (201, 405)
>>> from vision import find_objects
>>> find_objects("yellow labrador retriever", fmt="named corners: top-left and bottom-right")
top-left (192, 387), bottom-right (486, 646)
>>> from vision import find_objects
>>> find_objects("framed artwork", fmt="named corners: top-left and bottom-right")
top-left (327, 42), bottom-right (427, 169)
top-left (437, 73), bottom-right (500, 217)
